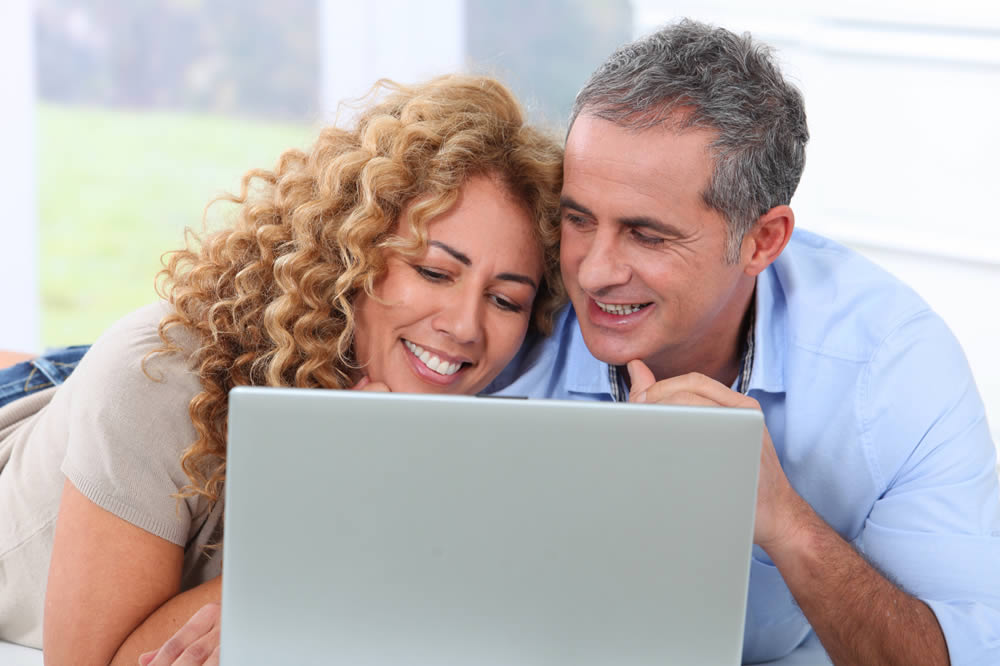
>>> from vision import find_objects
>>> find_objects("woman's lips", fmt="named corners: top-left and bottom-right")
top-left (401, 339), bottom-right (469, 385)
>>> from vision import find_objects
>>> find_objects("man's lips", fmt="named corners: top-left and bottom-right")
top-left (593, 298), bottom-right (652, 316)
top-left (586, 297), bottom-right (654, 328)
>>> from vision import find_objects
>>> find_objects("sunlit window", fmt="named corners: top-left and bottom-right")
top-left (4, 0), bottom-right (999, 444)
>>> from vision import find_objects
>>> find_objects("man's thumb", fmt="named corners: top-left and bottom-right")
top-left (626, 359), bottom-right (656, 402)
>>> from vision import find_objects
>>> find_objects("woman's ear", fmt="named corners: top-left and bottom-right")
top-left (741, 205), bottom-right (794, 276)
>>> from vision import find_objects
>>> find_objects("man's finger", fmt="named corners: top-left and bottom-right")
top-left (626, 359), bottom-right (657, 402)
top-left (642, 372), bottom-right (758, 409)
top-left (642, 384), bottom-right (726, 408)
top-left (350, 376), bottom-right (371, 390)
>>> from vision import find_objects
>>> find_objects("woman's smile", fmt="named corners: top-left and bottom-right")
top-left (402, 338), bottom-right (470, 379)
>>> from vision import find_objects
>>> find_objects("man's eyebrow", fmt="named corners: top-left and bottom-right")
top-left (562, 195), bottom-right (687, 238)
top-left (560, 195), bottom-right (593, 217)
top-left (620, 216), bottom-right (688, 238)
top-left (429, 240), bottom-right (470, 265)
top-left (496, 273), bottom-right (538, 291)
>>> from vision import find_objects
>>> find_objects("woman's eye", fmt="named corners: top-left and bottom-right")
top-left (414, 266), bottom-right (449, 282)
top-left (490, 294), bottom-right (524, 313)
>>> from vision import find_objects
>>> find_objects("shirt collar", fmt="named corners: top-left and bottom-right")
top-left (745, 266), bottom-right (787, 395)
top-left (563, 309), bottom-right (617, 397)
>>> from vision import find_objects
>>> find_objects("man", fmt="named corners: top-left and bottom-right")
top-left (487, 19), bottom-right (1000, 665)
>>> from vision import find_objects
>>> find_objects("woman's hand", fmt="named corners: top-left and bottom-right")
top-left (351, 376), bottom-right (391, 392)
top-left (138, 602), bottom-right (221, 666)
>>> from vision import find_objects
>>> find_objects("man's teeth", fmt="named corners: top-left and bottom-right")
top-left (403, 340), bottom-right (463, 376)
top-left (596, 301), bottom-right (648, 315)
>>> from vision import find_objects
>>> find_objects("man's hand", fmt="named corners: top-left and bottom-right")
top-left (626, 359), bottom-right (810, 554)
top-left (138, 602), bottom-right (221, 666)
top-left (626, 360), bottom-right (950, 664)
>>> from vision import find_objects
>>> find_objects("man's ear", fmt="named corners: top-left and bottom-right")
top-left (741, 205), bottom-right (794, 277)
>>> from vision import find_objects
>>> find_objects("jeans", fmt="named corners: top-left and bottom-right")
top-left (0, 345), bottom-right (91, 408)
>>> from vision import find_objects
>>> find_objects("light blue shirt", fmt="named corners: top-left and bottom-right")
top-left (486, 229), bottom-right (1000, 664)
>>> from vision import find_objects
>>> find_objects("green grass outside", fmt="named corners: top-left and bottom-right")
top-left (39, 103), bottom-right (315, 347)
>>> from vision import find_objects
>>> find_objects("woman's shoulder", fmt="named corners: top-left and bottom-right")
top-left (64, 302), bottom-right (203, 413)
top-left (67, 300), bottom-right (203, 440)
top-left (56, 301), bottom-right (210, 546)
top-left (85, 301), bottom-right (198, 377)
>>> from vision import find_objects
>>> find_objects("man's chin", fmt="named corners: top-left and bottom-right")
top-left (577, 331), bottom-right (645, 368)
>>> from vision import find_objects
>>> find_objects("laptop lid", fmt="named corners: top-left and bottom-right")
top-left (221, 387), bottom-right (762, 666)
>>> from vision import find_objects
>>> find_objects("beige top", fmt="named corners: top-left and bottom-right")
top-left (0, 302), bottom-right (225, 648)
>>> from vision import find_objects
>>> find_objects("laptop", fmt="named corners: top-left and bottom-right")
top-left (220, 387), bottom-right (762, 665)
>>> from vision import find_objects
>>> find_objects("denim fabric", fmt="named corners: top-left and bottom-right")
top-left (0, 345), bottom-right (91, 408)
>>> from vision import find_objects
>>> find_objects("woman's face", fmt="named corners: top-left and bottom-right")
top-left (353, 175), bottom-right (543, 395)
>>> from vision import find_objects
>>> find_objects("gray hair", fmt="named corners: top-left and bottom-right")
top-left (570, 19), bottom-right (809, 262)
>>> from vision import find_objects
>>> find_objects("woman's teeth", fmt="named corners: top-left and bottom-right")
top-left (596, 300), bottom-right (649, 315)
top-left (403, 340), bottom-right (463, 376)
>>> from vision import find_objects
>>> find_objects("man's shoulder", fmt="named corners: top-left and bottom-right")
top-left (768, 229), bottom-right (936, 363)
top-left (484, 305), bottom-right (611, 400)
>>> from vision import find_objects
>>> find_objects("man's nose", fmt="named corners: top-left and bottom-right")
top-left (576, 228), bottom-right (631, 294)
top-left (432, 284), bottom-right (484, 346)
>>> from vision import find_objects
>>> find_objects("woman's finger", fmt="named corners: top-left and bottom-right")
top-left (172, 627), bottom-right (221, 666)
top-left (357, 380), bottom-right (391, 393)
top-left (147, 603), bottom-right (221, 665)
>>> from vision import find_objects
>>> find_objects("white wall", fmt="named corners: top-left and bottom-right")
top-left (0, 2), bottom-right (39, 353)
top-left (633, 2), bottom-right (1000, 449)
top-left (318, 0), bottom-right (465, 124)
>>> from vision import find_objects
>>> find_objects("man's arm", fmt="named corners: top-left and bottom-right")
top-left (628, 363), bottom-right (950, 665)
top-left (764, 484), bottom-right (948, 665)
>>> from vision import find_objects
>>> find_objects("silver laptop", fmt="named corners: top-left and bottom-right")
top-left (220, 387), bottom-right (762, 665)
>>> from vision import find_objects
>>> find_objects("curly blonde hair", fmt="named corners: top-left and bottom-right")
top-left (153, 75), bottom-right (565, 505)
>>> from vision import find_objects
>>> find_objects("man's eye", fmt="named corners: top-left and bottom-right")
top-left (630, 229), bottom-right (664, 247)
top-left (414, 266), bottom-right (448, 282)
top-left (489, 294), bottom-right (524, 313)
top-left (563, 212), bottom-right (589, 228)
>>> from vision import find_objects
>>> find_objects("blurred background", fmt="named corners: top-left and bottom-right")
top-left (1, 0), bottom-right (997, 446)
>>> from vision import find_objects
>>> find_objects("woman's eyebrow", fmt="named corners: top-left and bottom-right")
top-left (430, 240), bottom-right (470, 265)
top-left (496, 272), bottom-right (538, 290)
top-left (430, 240), bottom-right (537, 291)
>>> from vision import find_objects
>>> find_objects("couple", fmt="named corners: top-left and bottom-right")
top-left (2, 19), bottom-right (998, 666)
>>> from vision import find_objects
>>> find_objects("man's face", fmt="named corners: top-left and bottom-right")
top-left (560, 114), bottom-right (755, 378)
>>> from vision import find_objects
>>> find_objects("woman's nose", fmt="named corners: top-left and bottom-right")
top-left (432, 284), bottom-right (484, 346)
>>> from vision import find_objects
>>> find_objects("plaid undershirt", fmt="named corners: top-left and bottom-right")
top-left (607, 297), bottom-right (757, 402)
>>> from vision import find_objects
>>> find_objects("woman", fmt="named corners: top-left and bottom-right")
top-left (0, 74), bottom-right (564, 665)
